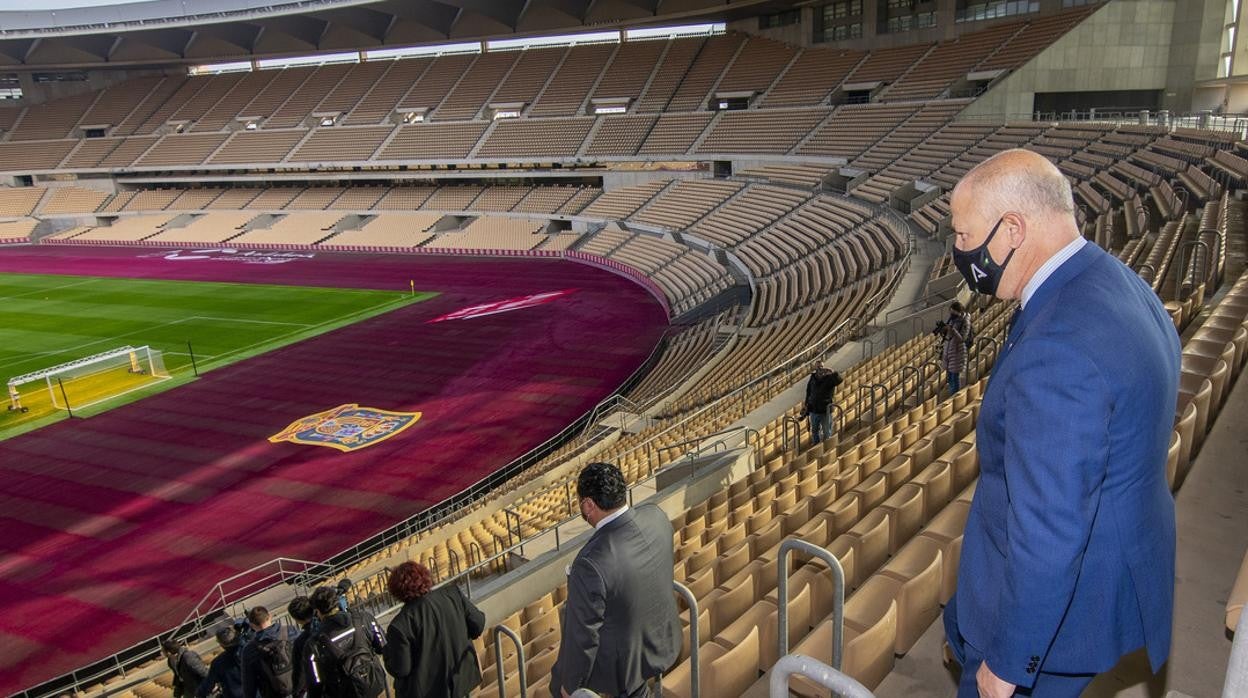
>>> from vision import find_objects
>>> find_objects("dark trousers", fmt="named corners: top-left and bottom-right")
top-left (947, 370), bottom-right (961, 395)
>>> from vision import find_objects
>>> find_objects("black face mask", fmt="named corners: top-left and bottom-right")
top-left (953, 217), bottom-right (1015, 295)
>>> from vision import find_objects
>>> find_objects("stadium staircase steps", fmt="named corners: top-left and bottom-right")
top-left (267, 68), bottom-right (328, 126)
top-left (699, 38), bottom-right (750, 108)
top-left (477, 52), bottom-right (527, 121)
top-left (632, 34), bottom-right (712, 146)
top-left (341, 59), bottom-right (398, 125)
top-left (371, 122), bottom-right (405, 157)
top-left (526, 47), bottom-right (573, 118)
top-left (57, 138), bottom-right (88, 169)
top-left (220, 213), bottom-right (278, 242)
top-left (623, 179), bottom-right (680, 222)
top-left (687, 110), bottom-right (723, 153)
top-left (631, 40), bottom-right (675, 115)
top-left (576, 42), bottom-right (623, 117)
top-left (277, 127), bottom-right (319, 164)
top-left (576, 116), bottom-right (607, 157)
top-left (788, 108), bottom-right (841, 158)
top-left (755, 49), bottom-right (805, 106)
top-left (430, 53), bottom-right (483, 121)
top-left (876, 43), bottom-right (939, 102)
top-left (466, 120), bottom-right (498, 159)
top-left (970, 20), bottom-right (1031, 74)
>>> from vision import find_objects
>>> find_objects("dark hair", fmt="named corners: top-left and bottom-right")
top-left (950, 301), bottom-right (964, 314)
top-left (577, 462), bottom-right (627, 510)
top-left (215, 626), bottom-right (239, 648)
top-left (388, 561), bottom-right (435, 602)
top-left (246, 606), bottom-right (270, 627)
top-left (336, 578), bottom-right (353, 594)
top-left (288, 596), bottom-right (314, 623)
top-left (310, 586), bottom-right (339, 614)
top-left (160, 639), bottom-right (183, 654)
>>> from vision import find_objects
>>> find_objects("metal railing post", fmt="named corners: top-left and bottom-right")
top-left (777, 539), bottom-right (846, 668)
top-left (769, 655), bottom-right (874, 698)
top-left (1176, 240), bottom-right (1212, 300)
top-left (672, 581), bottom-right (701, 698)
top-left (782, 415), bottom-right (802, 452)
top-left (493, 624), bottom-right (527, 698)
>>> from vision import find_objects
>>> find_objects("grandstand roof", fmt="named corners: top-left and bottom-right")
top-left (0, 0), bottom-right (782, 69)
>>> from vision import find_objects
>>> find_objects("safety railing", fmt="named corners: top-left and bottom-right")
top-left (494, 624), bottom-right (527, 698)
top-left (769, 655), bottom-right (875, 698)
top-left (777, 540), bottom-right (846, 667)
top-left (672, 581), bottom-right (701, 698)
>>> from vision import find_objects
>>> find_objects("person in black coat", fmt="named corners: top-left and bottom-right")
top-left (162, 639), bottom-right (209, 698)
top-left (383, 561), bottom-right (486, 698)
top-left (802, 361), bottom-right (842, 445)
top-left (197, 626), bottom-right (245, 698)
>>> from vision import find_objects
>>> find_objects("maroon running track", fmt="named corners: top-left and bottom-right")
top-left (0, 245), bottom-right (668, 694)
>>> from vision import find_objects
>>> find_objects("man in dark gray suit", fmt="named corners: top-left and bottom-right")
top-left (551, 462), bottom-right (681, 698)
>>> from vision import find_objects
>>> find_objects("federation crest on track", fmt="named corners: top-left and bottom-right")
top-left (269, 404), bottom-right (421, 452)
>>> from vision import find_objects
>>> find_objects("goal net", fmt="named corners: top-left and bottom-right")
top-left (6, 346), bottom-right (170, 417)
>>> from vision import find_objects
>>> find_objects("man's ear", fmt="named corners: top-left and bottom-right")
top-left (1002, 211), bottom-right (1026, 249)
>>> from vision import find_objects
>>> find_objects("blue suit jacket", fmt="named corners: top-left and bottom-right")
top-left (946, 243), bottom-right (1180, 687)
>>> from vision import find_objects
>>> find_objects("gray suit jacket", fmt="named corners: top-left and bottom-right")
top-left (550, 504), bottom-right (681, 697)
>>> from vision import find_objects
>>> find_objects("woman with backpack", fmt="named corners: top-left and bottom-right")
top-left (382, 562), bottom-right (486, 698)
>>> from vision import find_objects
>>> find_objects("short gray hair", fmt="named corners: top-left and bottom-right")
top-left (955, 148), bottom-right (1076, 222)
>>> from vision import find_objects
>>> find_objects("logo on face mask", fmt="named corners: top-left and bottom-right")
top-left (953, 217), bottom-right (1015, 295)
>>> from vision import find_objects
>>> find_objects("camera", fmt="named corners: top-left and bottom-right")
top-left (932, 320), bottom-right (947, 336)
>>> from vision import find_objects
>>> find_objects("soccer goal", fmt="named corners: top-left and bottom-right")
top-left (6, 345), bottom-right (170, 415)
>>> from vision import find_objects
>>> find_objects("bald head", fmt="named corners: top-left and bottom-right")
top-left (949, 148), bottom-right (1082, 301)
top-left (952, 148), bottom-right (1076, 225)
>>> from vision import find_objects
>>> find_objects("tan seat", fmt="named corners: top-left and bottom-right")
top-left (911, 461), bottom-right (954, 521)
top-left (1172, 402), bottom-right (1197, 490)
top-left (878, 483), bottom-right (926, 554)
top-left (952, 409), bottom-right (975, 441)
top-left (526, 645), bottom-right (559, 688)
top-left (852, 471), bottom-right (889, 510)
top-left (522, 593), bottom-right (554, 623)
top-left (820, 493), bottom-right (861, 539)
top-left (789, 581), bottom-right (898, 694)
top-left (880, 454), bottom-right (914, 491)
top-left (663, 627), bottom-right (761, 698)
top-left (929, 423), bottom-right (956, 457)
top-left (522, 607), bottom-right (560, 643)
top-left (1165, 430), bottom-right (1182, 493)
top-left (717, 522), bottom-right (748, 553)
top-left (1177, 373), bottom-right (1214, 454)
top-left (1180, 354), bottom-right (1229, 415)
top-left (845, 509), bottom-right (891, 580)
top-left (877, 537), bottom-right (944, 654)
top-left (907, 437), bottom-right (936, 472)
top-left (685, 561), bottom-right (716, 599)
top-left (717, 584), bottom-right (813, 671)
top-left (781, 539), bottom-right (856, 616)
top-left (919, 499), bottom-right (972, 603)
top-left (706, 573), bottom-right (761, 636)
top-left (948, 442), bottom-right (979, 491)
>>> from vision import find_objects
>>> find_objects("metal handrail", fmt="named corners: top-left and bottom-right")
top-left (672, 581), bottom-right (701, 698)
top-left (782, 415), bottom-right (803, 453)
top-left (897, 365), bottom-right (919, 410)
top-left (493, 624), bottom-right (527, 698)
top-left (1176, 240), bottom-right (1213, 300)
top-left (769, 655), bottom-right (874, 698)
top-left (777, 539), bottom-right (846, 667)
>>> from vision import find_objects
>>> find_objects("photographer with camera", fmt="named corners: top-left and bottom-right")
top-left (934, 301), bottom-right (973, 395)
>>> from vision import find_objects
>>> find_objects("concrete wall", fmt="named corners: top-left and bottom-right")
top-left (1163, 0), bottom-right (1227, 109)
top-left (960, 0), bottom-right (1176, 119)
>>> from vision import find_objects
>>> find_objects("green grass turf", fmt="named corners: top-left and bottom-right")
top-left (0, 273), bottom-right (433, 438)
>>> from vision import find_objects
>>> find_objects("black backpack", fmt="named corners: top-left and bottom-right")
top-left (314, 620), bottom-right (384, 698)
top-left (255, 623), bottom-right (294, 697)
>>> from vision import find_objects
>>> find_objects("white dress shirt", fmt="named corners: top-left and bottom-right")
top-left (595, 505), bottom-right (629, 530)
top-left (1021, 236), bottom-right (1087, 310)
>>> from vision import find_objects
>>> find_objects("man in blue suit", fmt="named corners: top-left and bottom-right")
top-left (944, 149), bottom-right (1181, 697)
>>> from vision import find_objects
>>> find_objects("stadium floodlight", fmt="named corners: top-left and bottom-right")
top-left (6, 345), bottom-right (170, 416)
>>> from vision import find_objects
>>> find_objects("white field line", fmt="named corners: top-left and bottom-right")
top-left (0, 278), bottom-right (97, 302)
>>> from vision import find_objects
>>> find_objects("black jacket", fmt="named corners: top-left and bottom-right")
top-left (383, 585), bottom-right (485, 698)
top-left (803, 369), bottom-right (842, 414)
top-left (197, 645), bottom-right (244, 698)
top-left (292, 623), bottom-right (318, 698)
top-left (170, 648), bottom-right (210, 698)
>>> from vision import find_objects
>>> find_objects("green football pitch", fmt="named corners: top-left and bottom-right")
top-left (0, 273), bottom-right (433, 435)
